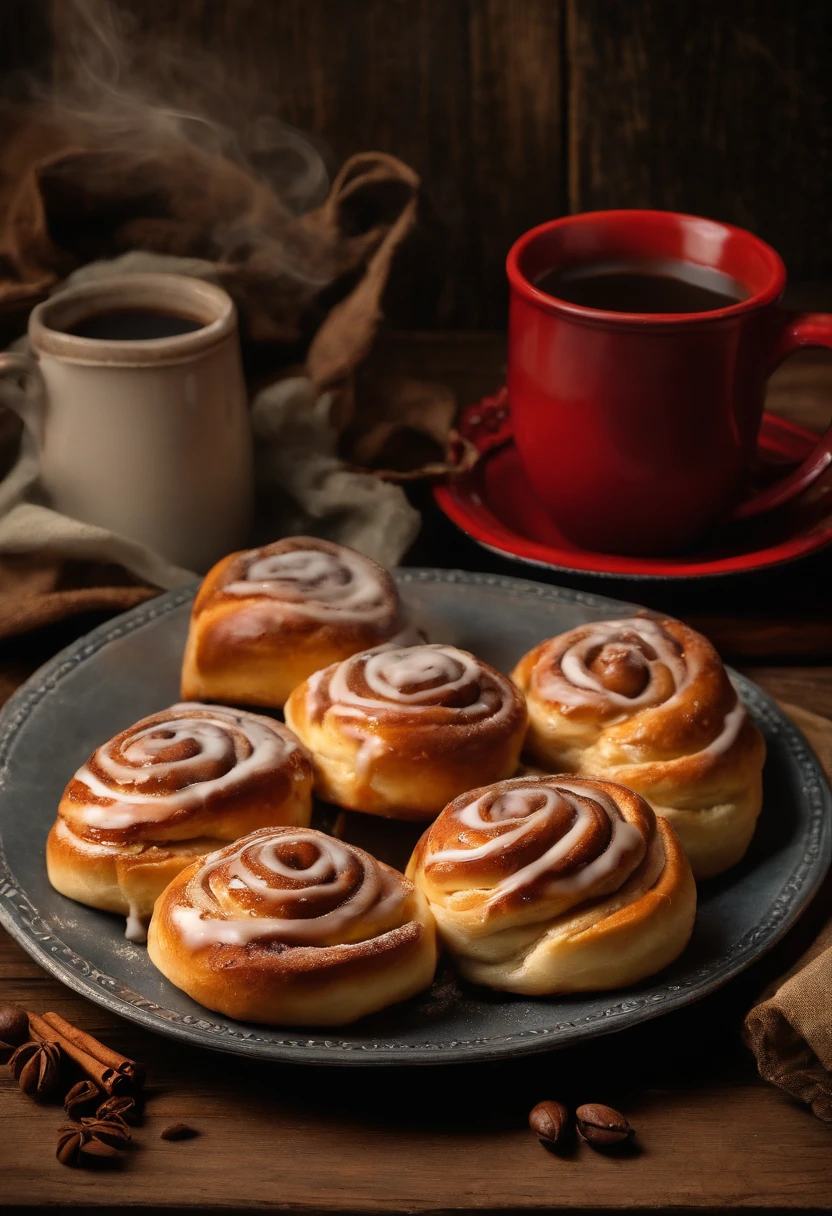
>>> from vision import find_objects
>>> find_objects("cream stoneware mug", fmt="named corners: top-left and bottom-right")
top-left (0, 273), bottom-right (253, 572)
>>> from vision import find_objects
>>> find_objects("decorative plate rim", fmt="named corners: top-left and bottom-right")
top-left (0, 569), bottom-right (829, 1066)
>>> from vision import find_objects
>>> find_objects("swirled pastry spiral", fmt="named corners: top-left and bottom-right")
top-left (511, 616), bottom-right (766, 879)
top-left (181, 536), bottom-right (409, 709)
top-left (47, 704), bottom-right (313, 940)
top-left (407, 775), bottom-right (695, 994)
top-left (284, 643), bottom-right (528, 820)
top-left (148, 826), bottom-right (437, 1025)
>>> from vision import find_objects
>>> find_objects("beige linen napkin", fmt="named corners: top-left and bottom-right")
top-left (744, 703), bottom-right (832, 1121)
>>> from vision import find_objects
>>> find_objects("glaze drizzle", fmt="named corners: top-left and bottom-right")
top-left (170, 829), bottom-right (407, 948)
top-left (425, 779), bottom-right (645, 908)
top-left (73, 703), bottom-right (300, 831)
top-left (533, 617), bottom-right (748, 755)
top-left (224, 544), bottom-right (394, 623)
top-left (323, 644), bottom-right (516, 721)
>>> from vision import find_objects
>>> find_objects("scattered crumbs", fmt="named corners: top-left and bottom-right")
top-left (109, 941), bottom-right (146, 962)
top-left (415, 960), bottom-right (476, 1018)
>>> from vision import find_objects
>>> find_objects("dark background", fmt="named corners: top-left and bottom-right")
top-left (2, 0), bottom-right (830, 329)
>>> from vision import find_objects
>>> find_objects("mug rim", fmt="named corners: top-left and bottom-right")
top-left (29, 273), bottom-right (237, 366)
top-left (506, 209), bottom-right (787, 326)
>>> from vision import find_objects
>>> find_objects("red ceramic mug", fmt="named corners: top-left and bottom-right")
top-left (506, 210), bottom-right (832, 555)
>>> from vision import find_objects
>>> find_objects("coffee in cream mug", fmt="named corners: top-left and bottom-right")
top-left (0, 273), bottom-right (253, 572)
top-left (507, 210), bottom-right (832, 555)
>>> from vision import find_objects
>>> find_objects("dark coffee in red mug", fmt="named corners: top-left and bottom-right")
top-left (506, 210), bottom-right (832, 555)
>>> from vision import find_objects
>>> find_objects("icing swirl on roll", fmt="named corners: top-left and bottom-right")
top-left (537, 618), bottom-right (690, 712)
top-left (170, 828), bottom-right (408, 949)
top-left (317, 643), bottom-right (518, 724)
top-left (421, 777), bottom-right (646, 916)
top-left (516, 615), bottom-right (749, 760)
top-left (305, 643), bottom-right (526, 782)
top-left (67, 704), bottom-right (305, 834)
top-left (222, 538), bottom-right (396, 624)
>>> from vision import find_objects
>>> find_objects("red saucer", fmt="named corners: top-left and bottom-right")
top-left (434, 389), bottom-right (832, 579)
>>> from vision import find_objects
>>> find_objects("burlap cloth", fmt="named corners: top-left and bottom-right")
top-left (0, 107), bottom-right (468, 643)
top-left (744, 702), bottom-right (832, 1121)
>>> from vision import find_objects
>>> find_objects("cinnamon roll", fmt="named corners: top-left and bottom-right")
top-left (148, 826), bottom-right (437, 1025)
top-left (284, 643), bottom-right (528, 820)
top-left (180, 536), bottom-right (408, 709)
top-left (46, 704), bottom-right (313, 941)
top-left (511, 617), bottom-right (766, 879)
top-left (407, 775), bottom-right (696, 994)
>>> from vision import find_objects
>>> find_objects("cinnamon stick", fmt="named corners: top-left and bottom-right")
top-left (29, 1012), bottom-right (122, 1094)
top-left (29, 1012), bottom-right (144, 1094)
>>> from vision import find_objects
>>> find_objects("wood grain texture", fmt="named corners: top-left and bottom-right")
top-left (43, 0), bottom-right (564, 326)
top-left (568, 0), bottom-right (832, 281)
top-left (467, 0), bottom-right (565, 324)
top-left (372, 332), bottom-right (832, 435)
top-left (46, 0), bottom-right (476, 324)
top-left (6, 1), bottom-right (832, 324)
top-left (0, 0), bottom-right (53, 94)
top-left (47, 0), bottom-right (563, 327)
top-left (741, 668), bottom-right (832, 721)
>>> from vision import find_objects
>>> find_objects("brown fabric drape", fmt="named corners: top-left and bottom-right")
top-left (744, 703), bottom-right (832, 1122)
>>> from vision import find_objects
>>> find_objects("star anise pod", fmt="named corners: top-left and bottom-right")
top-left (64, 1079), bottom-right (102, 1121)
top-left (56, 1125), bottom-right (119, 1168)
top-left (96, 1094), bottom-right (140, 1126)
top-left (79, 1116), bottom-right (132, 1150)
top-left (9, 1039), bottom-right (61, 1100)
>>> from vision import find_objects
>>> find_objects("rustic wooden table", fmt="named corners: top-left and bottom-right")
top-left (2, 335), bottom-right (831, 1213)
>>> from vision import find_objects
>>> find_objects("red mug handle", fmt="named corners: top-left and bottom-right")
top-left (730, 312), bottom-right (832, 521)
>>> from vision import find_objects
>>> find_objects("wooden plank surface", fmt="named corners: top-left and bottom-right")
top-left (467, 0), bottom-right (565, 324)
top-left (46, 0), bottom-right (477, 325)
top-left (44, 0), bottom-right (568, 329)
top-left (371, 329), bottom-right (832, 433)
top-left (12, 0), bottom-right (830, 323)
top-left (567, 0), bottom-right (832, 283)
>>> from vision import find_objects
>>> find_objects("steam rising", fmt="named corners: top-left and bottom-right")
top-left (12, 0), bottom-right (335, 290)
top-left (52, 0), bottom-right (330, 211)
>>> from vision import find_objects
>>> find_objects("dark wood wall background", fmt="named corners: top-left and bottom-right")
top-left (1, 0), bottom-right (830, 328)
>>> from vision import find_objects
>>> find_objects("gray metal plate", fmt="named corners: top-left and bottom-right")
top-left (0, 569), bottom-right (829, 1066)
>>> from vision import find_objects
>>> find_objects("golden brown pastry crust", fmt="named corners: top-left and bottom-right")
top-left (47, 704), bottom-right (313, 938)
top-left (181, 536), bottom-right (407, 708)
top-left (407, 775), bottom-right (696, 994)
top-left (511, 616), bottom-right (766, 879)
top-left (148, 826), bottom-right (437, 1025)
top-left (284, 643), bottom-right (528, 820)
